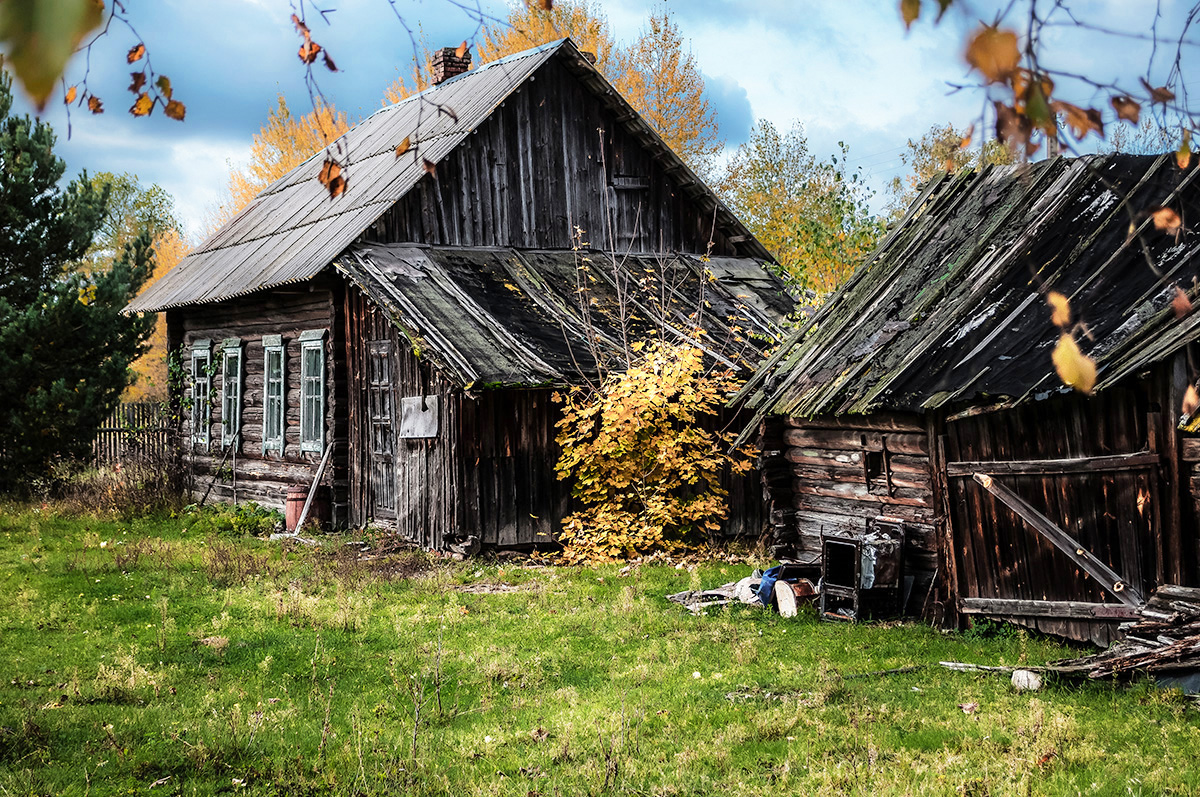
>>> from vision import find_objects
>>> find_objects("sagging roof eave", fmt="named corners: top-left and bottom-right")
top-left (734, 153), bottom-right (1200, 444)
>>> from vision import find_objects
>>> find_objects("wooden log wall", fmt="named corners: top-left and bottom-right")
top-left (367, 56), bottom-right (742, 258)
top-left (782, 413), bottom-right (938, 599)
top-left (173, 274), bottom-right (348, 525)
top-left (345, 288), bottom-right (459, 548)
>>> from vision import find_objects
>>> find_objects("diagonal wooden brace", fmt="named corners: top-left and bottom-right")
top-left (973, 473), bottom-right (1144, 607)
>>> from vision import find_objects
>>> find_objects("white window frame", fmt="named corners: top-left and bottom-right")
top-left (262, 334), bottom-right (286, 454)
top-left (190, 340), bottom-right (211, 447)
top-left (299, 329), bottom-right (326, 453)
top-left (221, 338), bottom-right (244, 447)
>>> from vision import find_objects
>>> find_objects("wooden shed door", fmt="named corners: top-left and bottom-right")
top-left (367, 340), bottom-right (397, 519)
top-left (942, 391), bottom-right (1157, 643)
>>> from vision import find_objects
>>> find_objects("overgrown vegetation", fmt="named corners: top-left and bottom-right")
top-left (1, 506), bottom-right (1198, 795)
top-left (0, 71), bottom-right (156, 492)
top-left (553, 343), bottom-right (749, 564)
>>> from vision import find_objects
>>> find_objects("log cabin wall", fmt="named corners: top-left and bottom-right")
top-left (344, 287), bottom-right (458, 547)
top-left (781, 413), bottom-right (938, 604)
top-left (173, 273), bottom-right (348, 525)
top-left (367, 56), bottom-right (738, 257)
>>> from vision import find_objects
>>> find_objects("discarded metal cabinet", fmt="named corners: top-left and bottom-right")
top-left (820, 516), bottom-right (905, 621)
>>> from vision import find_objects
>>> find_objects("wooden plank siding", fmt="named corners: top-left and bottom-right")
top-left (345, 287), bottom-right (459, 548)
top-left (172, 272), bottom-right (347, 524)
top-left (941, 384), bottom-right (1163, 645)
top-left (778, 414), bottom-right (938, 603)
top-left (366, 57), bottom-right (738, 258)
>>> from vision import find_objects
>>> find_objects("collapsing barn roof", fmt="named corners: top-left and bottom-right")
top-left (337, 244), bottom-right (793, 387)
top-left (128, 39), bottom-right (770, 314)
top-left (737, 153), bottom-right (1200, 432)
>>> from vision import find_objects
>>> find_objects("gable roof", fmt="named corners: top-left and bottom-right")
top-left (129, 39), bottom-right (769, 314)
top-left (736, 153), bottom-right (1200, 434)
top-left (336, 244), bottom-right (793, 387)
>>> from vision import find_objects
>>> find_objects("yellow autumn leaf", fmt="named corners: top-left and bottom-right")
top-left (1184, 385), bottom-right (1200, 417)
top-left (965, 25), bottom-right (1020, 84)
top-left (1052, 334), bottom-right (1096, 393)
top-left (1046, 291), bottom-right (1070, 328)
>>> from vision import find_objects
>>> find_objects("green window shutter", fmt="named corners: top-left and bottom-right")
top-left (190, 343), bottom-right (211, 448)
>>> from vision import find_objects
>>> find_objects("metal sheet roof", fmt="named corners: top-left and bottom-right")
top-left (335, 244), bottom-right (794, 387)
top-left (736, 153), bottom-right (1200, 434)
top-left (129, 42), bottom-right (564, 313)
top-left (128, 39), bottom-right (771, 313)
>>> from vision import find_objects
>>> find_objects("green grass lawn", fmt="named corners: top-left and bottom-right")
top-left (1, 504), bottom-right (1197, 796)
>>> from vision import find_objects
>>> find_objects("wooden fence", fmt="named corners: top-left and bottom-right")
top-left (93, 402), bottom-right (173, 466)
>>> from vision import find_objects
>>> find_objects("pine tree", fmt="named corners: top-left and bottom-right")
top-left (0, 71), bottom-right (156, 490)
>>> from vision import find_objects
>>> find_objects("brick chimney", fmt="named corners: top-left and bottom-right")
top-left (432, 47), bottom-right (471, 85)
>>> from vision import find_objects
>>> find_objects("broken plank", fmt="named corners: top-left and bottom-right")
top-left (960, 598), bottom-right (1140, 620)
top-left (947, 452), bottom-right (1158, 477)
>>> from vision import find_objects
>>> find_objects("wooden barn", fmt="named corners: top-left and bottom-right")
top-left (127, 39), bottom-right (794, 550)
top-left (737, 153), bottom-right (1200, 643)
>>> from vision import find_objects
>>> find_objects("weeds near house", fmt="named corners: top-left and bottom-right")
top-left (1, 504), bottom-right (1198, 795)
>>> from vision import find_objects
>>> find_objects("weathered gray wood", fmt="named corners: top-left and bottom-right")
top-left (972, 473), bottom-right (1144, 606)
top-left (785, 413), bottom-right (925, 433)
top-left (782, 428), bottom-right (929, 455)
top-left (960, 598), bottom-right (1140, 619)
top-left (946, 452), bottom-right (1158, 477)
top-left (294, 444), bottom-right (333, 534)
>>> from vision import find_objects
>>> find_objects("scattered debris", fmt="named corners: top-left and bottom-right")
top-left (1049, 585), bottom-right (1200, 691)
top-left (1011, 669), bottom-right (1043, 691)
top-left (451, 582), bottom-right (523, 594)
top-left (668, 563), bottom-right (820, 616)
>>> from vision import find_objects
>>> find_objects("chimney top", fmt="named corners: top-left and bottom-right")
top-left (432, 47), bottom-right (471, 85)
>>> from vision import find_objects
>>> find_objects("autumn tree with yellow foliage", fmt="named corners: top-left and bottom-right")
top-left (609, 11), bottom-right (720, 181)
top-left (719, 121), bottom-right (882, 295)
top-left (886, 123), bottom-right (1014, 216)
top-left (125, 228), bottom-right (188, 401)
top-left (214, 94), bottom-right (351, 225)
top-left (386, 2), bottom-right (722, 179)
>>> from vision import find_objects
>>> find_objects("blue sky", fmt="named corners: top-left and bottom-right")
top-left (7, 0), bottom-right (1193, 239)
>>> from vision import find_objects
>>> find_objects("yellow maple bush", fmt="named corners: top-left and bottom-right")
top-left (553, 343), bottom-right (750, 563)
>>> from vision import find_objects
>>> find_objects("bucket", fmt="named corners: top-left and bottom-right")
top-left (285, 485), bottom-right (330, 532)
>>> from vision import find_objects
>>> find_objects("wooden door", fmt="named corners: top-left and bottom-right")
top-left (367, 340), bottom-right (397, 519)
top-left (942, 389), bottom-right (1156, 643)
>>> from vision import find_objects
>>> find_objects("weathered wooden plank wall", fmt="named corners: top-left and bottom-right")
top-left (368, 57), bottom-right (740, 258)
top-left (172, 273), bottom-right (347, 524)
top-left (345, 287), bottom-right (459, 548)
top-left (779, 413), bottom-right (938, 601)
top-left (457, 389), bottom-right (563, 548)
top-left (941, 385), bottom-right (1159, 645)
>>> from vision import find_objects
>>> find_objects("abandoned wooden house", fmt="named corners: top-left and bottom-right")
top-left (737, 153), bottom-right (1200, 643)
top-left (127, 39), bottom-right (794, 549)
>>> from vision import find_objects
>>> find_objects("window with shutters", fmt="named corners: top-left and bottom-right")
top-left (221, 339), bottom-right (243, 446)
top-left (299, 330), bottom-right (326, 452)
top-left (190, 341), bottom-right (211, 447)
top-left (263, 335), bottom-right (285, 453)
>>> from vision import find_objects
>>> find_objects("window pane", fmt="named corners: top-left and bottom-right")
top-left (300, 343), bottom-right (324, 450)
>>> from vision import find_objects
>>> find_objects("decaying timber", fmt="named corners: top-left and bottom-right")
top-left (1049, 585), bottom-right (1200, 688)
top-left (737, 153), bottom-right (1200, 644)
